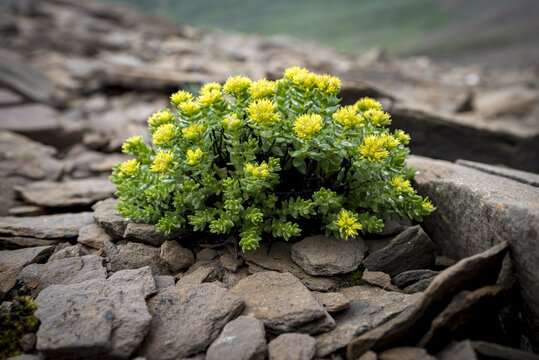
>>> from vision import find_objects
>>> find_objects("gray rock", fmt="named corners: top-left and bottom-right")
top-left (362, 225), bottom-right (435, 277)
top-left (358, 351), bottom-right (378, 360)
top-left (0, 236), bottom-right (58, 249)
top-left (20, 333), bottom-right (36, 353)
top-left (456, 159), bottom-right (539, 187)
top-left (0, 266), bottom-right (21, 298)
top-left (0, 212), bottom-right (94, 239)
top-left (435, 256), bottom-right (456, 270)
top-left (15, 177), bottom-right (116, 207)
top-left (6, 355), bottom-right (43, 360)
top-left (154, 275), bottom-right (175, 291)
top-left (362, 271), bottom-right (400, 292)
top-left (378, 347), bottom-right (435, 360)
top-left (0, 246), bottom-right (53, 270)
top-left (408, 156), bottom-right (539, 347)
top-left (437, 340), bottom-right (478, 360)
top-left (403, 278), bottom-right (434, 294)
top-left (268, 333), bottom-right (316, 360)
top-left (206, 315), bottom-right (266, 360)
top-left (48, 244), bottom-right (84, 261)
top-left (176, 266), bottom-right (216, 286)
top-left (124, 222), bottom-right (189, 246)
top-left (392, 269), bottom-right (439, 289)
top-left (0, 88), bottom-right (23, 106)
top-left (197, 248), bottom-right (219, 262)
top-left (471, 340), bottom-right (539, 360)
top-left (241, 242), bottom-right (341, 292)
top-left (220, 253), bottom-right (244, 272)
top-left (110, 242), bottom-right (170, 276)
top-left (230, 271), bottom-right (335, 335)
top-left (160, 240), bottom-right (195, 272)
top-left (222, 267), bottom-right (250, 288)
top-left (92, 198), bottom-right (127, 240)
top-left (141, 283), bottom-right (244, 359)
top-left (312, 291), bottom-right (350, 313)
top-left (35, 267), bottom-right (155, 359)
top-left (19, 255), bottom-right (107, 296)
top-left (315, 285), bottom-right (421, 357)
top-left (8, 205), bottom-right (46, 217)
top-left (291, 235), bottom-right (365, 276)
top-left (78, 223), bottom-right (113, 250)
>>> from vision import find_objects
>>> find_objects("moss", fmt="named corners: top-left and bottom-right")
top-left (0, 296), bottom-right (39, 359)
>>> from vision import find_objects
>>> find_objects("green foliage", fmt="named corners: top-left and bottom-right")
top-left (0, 296), bottom-right (39, 359)
top-left (343, 266), bottom-right (366, 287)
top-left (111, 68), bottom-right (435, 252)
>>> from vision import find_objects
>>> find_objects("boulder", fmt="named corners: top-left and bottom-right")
top-left (0, 245), bottom-right (53, 270)
top-left (0, 212), bottom-right (94, 239)
top-left (268, 333), bottom-right (316, 360)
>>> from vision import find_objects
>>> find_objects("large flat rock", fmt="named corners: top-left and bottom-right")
top-left (0, 245), bottom-right (53, 270)
top-left (0, 212), bottom-right (94, 239)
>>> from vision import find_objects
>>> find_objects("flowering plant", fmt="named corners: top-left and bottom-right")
top-left (111, 67), bottom-right (434, 251)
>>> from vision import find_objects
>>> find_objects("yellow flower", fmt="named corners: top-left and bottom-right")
top-left (182, 124), bottom-right (204, 140)
top-left (118, 159), bottom-right (139, 177)
top-left (291, 68), bottom-right (316, 89)
top-left (179, 101), bottom-right (200, 116)
top-left (151, 151), bottom-right (175, 173)
top-left (315, 74), bottom-right (341, 94)
top-left (197, 89), bottom-right (222, 107)
top-left (247, 99), bottom-right (280, 126)
top-left (223, 75), bottom-right (252, 95)
top-left (250, 78), bottom-right (275, 99)
top-left (294, 113), bottom-right (323, 140)
top-left (199, 82), bottom-right (221, 95)
top-left (335, 209), bottom-right (362, 239)
top-left (422, 199), bottom-right (435, 212)
top-left (245, 162), bottom-right (269, 179)
top-left (122, 136), bottom-right (143, 154)
top-left (147, 109), bottom-right (174, 127)
top-left (358, 135), bottom-right (389, 162)
top-left (222, 114), bottom-right (241, 130)
top-left (283, 66), bottom-right (303, 80)
top-left (394, 130), bottom-right (411, 145)
top-left (355, 97), bottom-right (383, 112)
top-left (391, 176), bottom-right (412, 194)
top-left (363, 109), bottom-right (391, 127)
top-left (152, 123), bottom-right (175, 146)
top-left (170, 90), bottom-right (193, 106)
top-left (186, 148), bottom-right (203, 166)
top-left (380, 133), bottom-right (400, 149)
top-left (332, 106), bottom-right (363, 128)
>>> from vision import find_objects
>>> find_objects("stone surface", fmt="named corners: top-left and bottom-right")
top-left (408, 156), bottom-right (539, 347)
top-left (19, 255), bottom-right (107, 296)
top-left (362, 271), bottom-right (399, 291)
top-left (0, 246), bottom-right (53, 270)
top-left (312, 291), bottom-right (350, 313)
top-left (0, 212), bottom-right (94, 239)
top-left (0, 266), bottom-right (21, 298)
top-left (291, 235), bottom-right (365, 276)
top-left (358, 351), bottom-right (378, 360)
top-left (362, 225), bottom-right (436, 277)
top-left (176, 266), bottom-right (216, 286)
top-left (471, 340), bottom-right (539, 360)
top-left (378, 347), bottom-right (435, 360)
top-left (160, 240), bottom-right (195, 272)
top-left (230, 271), bottom-right (335, 335)
top-left (268, 333), bottom-right (316, 360)
top-left (206, 315), bottom-right (266, 360)
top-left (15, 177), bottom-right (116, 207)
top-left (0, 88), bottom-right (23, 106)
top-left (0, 236), bottom-right (58, 249)
top-left (392, 269), bottom-right (439, 289)
top-left (141, 283), bottom-right (244, 359)
top-left (110, 242), bottom-right (170, 276)
top-left (20, 333), bottom-right (36, 353)
top-left (403, 278), bottom-right (435, 294)
top-left (346, 242), bottom-right (509, 359)
top-left (315, 285), bottom-right (421, 357)
top-left (222, 267), bottom-right (250, 288)
top-left (35, 267), bottom-right (155, 359)
top-left (8, 206), bottom-right (46, 217)
top-left (437, 340), bottom-right (478, 360)
top-left (456, 159), bottom-right (539, 187)
top-left (220, 253), bottom-right (244, 272)
top-left (48, 244), bottom-right (84, 261)
top-left (123, 222), bottom-right (189, 246)
top-left (77, 223), bottom-right (113, 250)
top-left (92, 198), bottom-right (128, 240)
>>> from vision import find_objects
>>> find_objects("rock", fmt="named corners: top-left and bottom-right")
top-left (362, 271), bottom-right (399, 291)
top-left (409, 156), bottom-right (539, 347)
top-left (222, 267), bottom-right (250, 288)
top-left (315, 285), bottom-right (421, 357)
top-left (378, 215), bottom-right (412, 236)
top-left (103, 238), bottom-right (118, 257)
top-left (346, 242), bottom-right (509, 359)
top-left (220, 253), bottom-right (244, 272)
top-left (92, 198), bottom-right (127, 240)
top-left (110, 242), bottom-right (170, 276)
top-left (62, 147), bottom-right (130, 178)
top-left (312, 291), bottom-right (350, 313)
top-left (393, 270), bottom-right (439, 289)
top-left (206, 315), bottom-right (266, 360)
top-left (474, 86), bottom-right (538, 118)
top-left (358, 351), bottom-right (378, 360)
top-left (471, 340), bottom-right (539, 360)
top-left (35, 267), bottom-right (155, 359)
top-left (77, 223), bottom-right (113, 250)
top-left (197, 248), bottom-right (219, 262)
top-left (8, 206), bottom-right (46, 217)
top-left (435, 256), bottom-right (456, 270)
top-left (19, 255), bottom-right (107, 296)
top-left (160, 240), bottom-right (195, 272)
top-left (176, 266), bottom-right (216, 286)
top-left (230, 271), bottom-right (335, 335)
top-left (124, 222), bottom-right (189, 246)
top-left (15, 177), bottom-right (116, 208)
top-left (154, 275), bottom-right (175, 291)
top-left (48, 244), bottom-right (84, 261)
top-left (241, 242), bottom-right (341, 292)
top-left (6, 354), bottom-right (43, 360)
top-left (0, 104), bottom-right (83, 148)
top-left (0, 266), bottom-right (21, 298)
top-left (0, 88), bottom-right (23, 106)
top-left (378, 347), bottom-right (435, 360)
top-left (291, 235), bottom-right (365, 276)
top-left (20, 333), bottom-right (36, 353)
top-left (268, 333), bottom-right (316, 360)
top-left (437, 340), bottom-right (478, 360)
top-left (0, 236), bottom-right (58, 249)
top-left (0, 212), bottom-right (94, 239)
top-left (362, 226), bottom-right (436, 277)
top-left (0, 246), bottom-right (53, 270)
top-left (0, 131), bottom-right (63, 181)
top-left (403, 278), bottom-right (435, 294)
top-left (141, 283), bottom-right (244, 359)
top-left (456, 159), bottom-right (539, 187)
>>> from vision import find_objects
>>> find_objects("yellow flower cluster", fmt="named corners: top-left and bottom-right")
top-left (335, 209), bottom-right (362, 239)
top-left (222, 114), bottom-right (241, 130)
top-left (200, 82), bottom-right (221, 94)
top-left (394, 130), bottom-right (411, 144)
top-left (151, 151), bottom-right (175, 173)
top-left (355, 97), bottom-right (382, 112)
top-left (247, 99), bottom-right (280, 126)
top-left (179, 101), bottom-right (200, 116)
top-left (363, 109), bottom-right (391, 127)
top-left (122, 136), bottom-right (143, 154)
top-left (250, 78), bottom-right (275, 99)
top-left (294, 113), bottom-right (323, 140)
top-left (245, 162), bottom-right (269, 179)
top-left (148, 109), bottom-right (174, 127)
top-left (170, 90), bottom-right (193, 106)
top-left (284, 67), bottom-right (341, 94)
top-left (315, 74), bottom-right (341, 94)
top-left (118, 159), bottom-right (139, 177)
top-left (186, 148), bottom-right (203, 166)
top-left (152, 123), bottom-right (175, 146)
top-left (422, 199), bottom-right (435, 212)
top-left (380, 133), bottom-right (400, 149)
top-left (391, 176), bottom-right (412, 194)
top-left (223, 75), bottom-right (252, 95)
top-left (332, 106), bottom-right (363, 128)
top-left (198, 89), bottom-right (223, 107)
top-left (182, 124), bottom-right (204, 140)
top-left (358, 134), bottom-right (389, 162)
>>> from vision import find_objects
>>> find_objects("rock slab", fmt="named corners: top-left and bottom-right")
top-left (0, 212), bottom-right (94, 239)
top-left (268, 333), bottom-right (316, 360)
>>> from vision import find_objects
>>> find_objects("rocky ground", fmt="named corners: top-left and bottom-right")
top-left (0, 0), bottom-right (538, 359)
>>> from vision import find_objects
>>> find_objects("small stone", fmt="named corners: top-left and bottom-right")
top-left (206, 315), bottom-right (266, 360)
top-left (378, 347), bottom-right (435, 360)
top-left (176, 266), bottom-right (216, 286)
top-left (0, 212), bottom-right (94, 239)
top-left (312, 292), bottom-right (350, 313)
top-left (92, 198), bottom-right (128, 240)
top-left (471, 340), bottom-right (539, 360)
top-left (160, 240), bottom-right (195, 272)
top-left (358, 351), bottom-right (378, 360)
top-left (20, 333), bottom-right (36, 353)
top-left (220, 253), bottom-right (244, 272)
top-left (48, 244), bottom-right (84, 261)
top-left (0, 246), bottom-right (53, 270)
top-left (392, 269), bottom-right (439, 289)
top-left (403, 278), bottom-right (435, 294)
top-left (222, 268), bottom-right (250, 288)
top-left (268, 333), bottom-right (316, 360)
top-left (123, 222), bottom-right (189, 247)
top-left (435, 256), bottom-right (457, 270)
top-left (291, 235), bottom-right (365, 276)
top-left (110, 242), bottom-right (170, 276)
top-left (0, 266), bottom-right (21, 298)
top-left (437, 340), bottom-right (477, 360)
top-left (197, 248), bottom-right (218, 262)
top-left (154, 275), bottom-right (175, 291)
top-left (362, 271), bottom-right (399, 291)
top-left (78, 223), bottom-right (113, 250)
